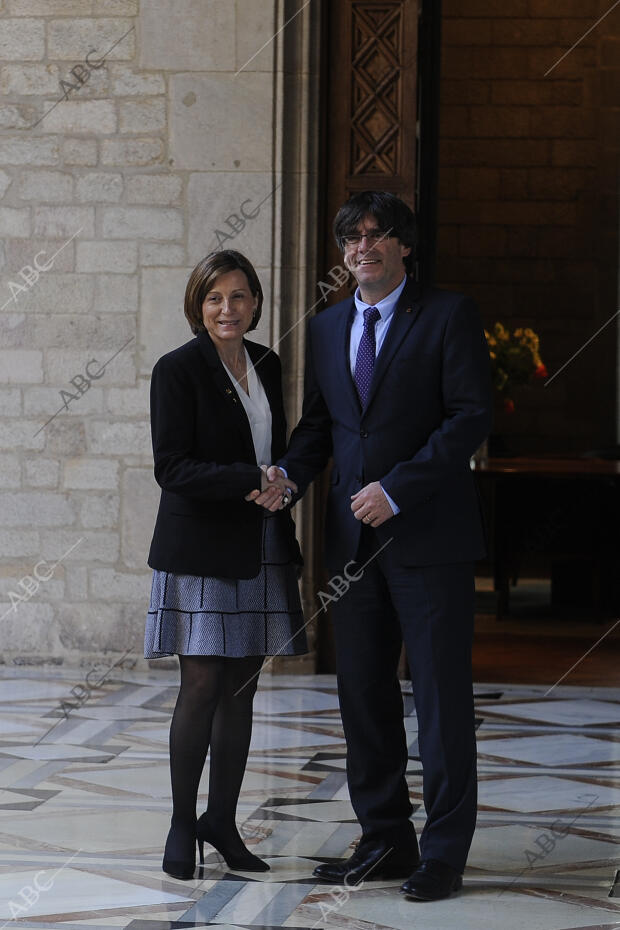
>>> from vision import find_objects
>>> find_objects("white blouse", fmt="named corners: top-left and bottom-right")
top-left (221, 347), bottom-right (272, 466)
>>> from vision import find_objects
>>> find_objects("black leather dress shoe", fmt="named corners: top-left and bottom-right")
top-left (400, 858), bottom-right (463, 901)
top-left (313, 840), bottom-right (420, 887)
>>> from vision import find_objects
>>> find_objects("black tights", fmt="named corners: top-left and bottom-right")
top-left (169, 654), bottom-right (263, 853)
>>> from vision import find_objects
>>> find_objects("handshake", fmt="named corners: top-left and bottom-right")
top-left (245, 469), bottom-right (393, 527)
top-left (245, 465), bottom-right (297, 512)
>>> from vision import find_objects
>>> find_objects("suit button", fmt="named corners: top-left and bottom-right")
top-left (360, 429), bottom-right (368, 438)
top-left (355, 475), bottom-right (362, 483)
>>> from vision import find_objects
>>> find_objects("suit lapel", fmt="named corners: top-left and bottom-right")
top-left (195, 331), bottom-right (256, 462)
top-left (334, 299), bottom-right (362, 417)
top-left (245, 340), bottom-right (284, 462)
top-left (363, 279), bottom-right (424, 414)
top-left (245, 340), bottom-right (278, 418)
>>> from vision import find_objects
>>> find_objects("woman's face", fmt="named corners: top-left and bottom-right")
top-left (201, 269), bottom-right (258, 346)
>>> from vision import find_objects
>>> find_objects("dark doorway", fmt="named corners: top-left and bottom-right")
top-left (315, 0), bottom-right (435, 671)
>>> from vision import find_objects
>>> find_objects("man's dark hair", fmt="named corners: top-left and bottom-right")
top-left (333, 190), bottom-right (417, 275)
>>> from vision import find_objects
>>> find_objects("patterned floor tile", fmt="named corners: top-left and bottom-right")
top-left (0, 670), bottom-right (617, 930)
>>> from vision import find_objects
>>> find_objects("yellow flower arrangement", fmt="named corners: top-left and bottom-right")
top-left (484, 323), bottom-right (547, 413)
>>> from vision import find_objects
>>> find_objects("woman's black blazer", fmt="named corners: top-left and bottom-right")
top-left (147, 331), bottom-right (302, 579)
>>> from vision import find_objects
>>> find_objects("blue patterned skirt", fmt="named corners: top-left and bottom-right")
top-left (144, 513), bottom-right (307, 658)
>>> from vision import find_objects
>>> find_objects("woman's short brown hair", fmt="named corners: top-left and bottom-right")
top-left (184, 250), bottom-right (264, 335)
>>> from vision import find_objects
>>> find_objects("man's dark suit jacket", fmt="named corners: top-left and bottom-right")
top-left (280, 277), bottom-right (493, 569)
top-left (148, 331), bottom-right (301, 579)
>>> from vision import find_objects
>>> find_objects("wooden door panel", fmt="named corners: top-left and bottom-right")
top-left (316, 0), bottom-right (419, 675)
top-left (323, 0), bottom-right (419, 292)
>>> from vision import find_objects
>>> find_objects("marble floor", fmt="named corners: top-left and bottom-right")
top-left (0, 666), bottom-right (618, 930)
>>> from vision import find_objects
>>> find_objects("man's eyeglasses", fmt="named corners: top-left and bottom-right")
top-left (341, 229), bottom-right (393, 248)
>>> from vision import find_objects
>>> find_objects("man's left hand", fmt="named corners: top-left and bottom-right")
top-left (351, 481), bottom-right (394, 527)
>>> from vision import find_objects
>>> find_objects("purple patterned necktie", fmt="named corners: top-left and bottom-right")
top-left (354, 306), bottom-right (381, 407)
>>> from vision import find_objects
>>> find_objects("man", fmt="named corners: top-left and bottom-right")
top-left (252, 191), bottom-right (492, 901)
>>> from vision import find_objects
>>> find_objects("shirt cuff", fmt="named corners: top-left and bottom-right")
top-left (381, 484), bottom-right (400, 515)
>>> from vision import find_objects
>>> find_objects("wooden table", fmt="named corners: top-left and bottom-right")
top-left (472, 456), bottom-right (620, 619)
top-left (474, 456), bottom-right (620, 478)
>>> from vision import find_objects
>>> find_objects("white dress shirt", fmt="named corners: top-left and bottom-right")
top-left (222, 347), bottom-right (272, 467)
top-left (349, 275), bottom-right (408, 516)
top-left (349, 275), bottom-right (408, 375)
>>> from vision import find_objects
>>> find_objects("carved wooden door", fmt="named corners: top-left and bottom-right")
top-left (314, 0), bottom-right (420, 673)
top-left (320, 0), bottom-right (419, 291)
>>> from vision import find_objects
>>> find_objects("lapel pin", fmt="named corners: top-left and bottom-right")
top-left (406, 307), bottom-right (412, 313)
top-left (225, 387), bottom-right (232, 394)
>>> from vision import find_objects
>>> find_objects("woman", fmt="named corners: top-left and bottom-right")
top-left (145, 250), bottom-right (306, 880)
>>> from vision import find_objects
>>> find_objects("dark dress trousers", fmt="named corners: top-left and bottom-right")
top-left (148, 331), bottom-right (301, 580)
top-left (280, 278), bottom-right (493, 872)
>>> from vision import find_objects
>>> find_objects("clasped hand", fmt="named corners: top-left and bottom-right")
top-left (245, 465), bottom-right (296, 512)
top-left (350, 480), bottom-right (394, 527)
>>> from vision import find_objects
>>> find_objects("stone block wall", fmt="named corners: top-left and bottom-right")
top-left (437, 1), bottom-right (620, 451)
top-left (0, 0), bottom-right (317, 667)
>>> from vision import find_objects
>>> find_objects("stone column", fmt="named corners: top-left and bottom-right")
top-left (0, 0), bottom-right (323, 670)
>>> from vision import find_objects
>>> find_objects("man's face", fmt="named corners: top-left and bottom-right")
top-left (342, 213), bottom-right (411, 298)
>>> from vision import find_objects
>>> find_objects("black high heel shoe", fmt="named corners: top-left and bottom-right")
top-left (162, 817), bottom-right (197, 880)
top-left (196, 813), bottom-right (270, 872)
